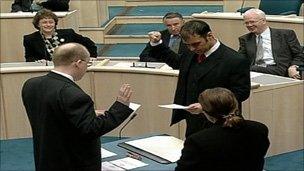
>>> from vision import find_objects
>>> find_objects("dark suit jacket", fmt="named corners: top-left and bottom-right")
top-left (239, 28), bottom-right (304, 76)
top-left (139, 29), bottom-right (189, 69)
top-left (176, 120), bottom-right (270, 171)
top-left (151, 42), bottom-right (251, 136)
top-left (23, 29), bottom-right (97, 62)
top-left (11, 0), bottom-right (69, 12)
top-left (22, 72), bottom-right (133, 171)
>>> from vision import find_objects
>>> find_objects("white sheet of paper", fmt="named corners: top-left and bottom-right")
top-left (250, 72), bottom-right (264, 78)
top-left (125, 136), bottom-right (184, 163)
top-left (102, 161), bottom-right (125, 171)
top-left (101, 148), bottom-right (117, 159)
top-left (129, 103), bottom-right (141, 111)
top-left (158, 104), bottom-right (190, 109)
top-left (110, 157), bottom-right (148, 170)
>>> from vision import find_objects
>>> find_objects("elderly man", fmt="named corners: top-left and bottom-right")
top-left (139, 12), bottom-right (190, 69)
top-left (22, 43), bottom-right (133, 171)
top-left (239, 8), bottom-right (304, 79)
top-left (148, 20), bottom-right (250, 137)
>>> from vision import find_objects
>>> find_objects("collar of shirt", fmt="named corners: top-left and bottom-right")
top-left (51, 70), bottom-right (74, 82)
top-left (205, 39), bottom-right (220, 57)
top-left (256, 27), bottom-right (270, 43)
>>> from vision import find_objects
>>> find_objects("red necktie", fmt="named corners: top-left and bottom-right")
top-left (197, 54), bottom-right (206, 63)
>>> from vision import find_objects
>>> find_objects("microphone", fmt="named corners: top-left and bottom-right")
top-left (240, 0), bottom-right (246, 15)
top-left (118, 113), bottom-right (137, 139)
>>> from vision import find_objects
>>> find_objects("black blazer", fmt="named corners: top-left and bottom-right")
top-left (139, 29), bottom-right (189, 69)
top-left (176, 120), bottom-right (270, 171)
top-left (239, 28), bottom-right (304, 76)
top-left (23, 29), bottom-right (97, 62)
top-left (150, 42), bottom-right (251, 136)
top-left (22, 72), bottom-right (133, 171)
top-left (11, 0), bottom-right (70, 12)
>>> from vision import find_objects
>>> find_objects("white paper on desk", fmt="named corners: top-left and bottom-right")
top-left (125, 136), bottom-right (184, 163)
top-left (158, 104), bottom-right (190, 109)
top-left (250, 72), bottom-right (264, 78)
top-left (101, 148), bottom-right (117, 159)
top-left (110, 157), bottom-right (148, 170)
top-left (102, 161), bottom-right (125, 171)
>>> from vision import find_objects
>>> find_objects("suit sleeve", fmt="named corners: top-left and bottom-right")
top-left (139, 43), bottom-right (162, 62)
top-left (229, 55), bottom-right (251, 102)
top-left (40, 0), bottom-right (70, 11)
top-left (61, 87), bottom-right (133, 139)
top-left (23, 36), bottom-right (36, 62)
top-left (150, 43), bottom-right (181, 69)
top-left (176, 137), bottom-right (202, 171)
top-left (69, 29), bottom-right (97, 57)
top-left (286, 30), bottom-right (304, 66)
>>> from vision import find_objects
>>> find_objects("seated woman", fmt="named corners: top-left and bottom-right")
top-left (23, 9), bottom-right (97, 62)
top-left (176, 87), bottom-right (270, 171)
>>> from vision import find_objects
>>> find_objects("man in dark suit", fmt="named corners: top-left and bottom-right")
top-left (148, 20), bottom-right (250, 137)
top-left (24, 9), bottom-right (97, 62)
top-left (176, 88), bottom-right (269, 171)
top-left (22, 43), bottom-right (134, 171)
top-left (139, 12), bottom-right (189, 69)
top-left (11, 0), bottom-right (69, 12)
top-left (239, 8), bottom-right (304, 78)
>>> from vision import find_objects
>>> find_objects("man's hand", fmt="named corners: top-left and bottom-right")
top-left (288, 65), bottom-right (300, 79)
top-left (95, 109), bottom-right (105, 116)
top-left (186, 103), bottom-right (203, 114)
top-left (116, 84), bottom-right (132, 106)
top-left (148, 31), bottom-right (161, 43)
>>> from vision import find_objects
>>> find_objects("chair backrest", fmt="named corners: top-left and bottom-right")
top-left (259, 0), bottom-right (303, 15)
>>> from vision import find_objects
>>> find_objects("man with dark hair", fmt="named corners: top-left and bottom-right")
top-left (22, 43), bottom-right (134, 171)
top-left (239, 9), bottom-right (304, 78)
top-left (11, 0), bottom-right (69, 12)
top-left (139, 12), bottom-right (189, 69)
top-left (148, 20), bottom-right (250, 137)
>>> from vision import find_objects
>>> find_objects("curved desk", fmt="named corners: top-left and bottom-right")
top-left (192, 12), bottom-right (304, 50)
top-left (0, 61), bottom-right (303, 156)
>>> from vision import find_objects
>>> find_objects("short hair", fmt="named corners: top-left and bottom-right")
top-left (163, 12), bottom-right (183, 21)
top-left (32, 9), bottom-right (58, 30)
top-left (198, 87), bottom-right (244, 128)
top-left (243, 8), bottom-right (266, 19)
top-left (180, 20), bottom-right (211, 41)
top-left (52, 43), bottom-right (90, 66)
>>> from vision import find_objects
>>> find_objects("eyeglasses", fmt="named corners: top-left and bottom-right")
top-left (243, 19), bottom-right (263, 26)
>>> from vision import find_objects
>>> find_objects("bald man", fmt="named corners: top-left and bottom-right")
top-left (22, 43), bottom-right (134, 171)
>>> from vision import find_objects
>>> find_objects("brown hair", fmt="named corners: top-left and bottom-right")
top-left (163, 12), bottom-right (183, 21)
top-left (198, 87), bottom-right (245, 128)
top-left (52, 43), bottom-right (90, 66)
top-left (32, 9), bottom-right (58, 30)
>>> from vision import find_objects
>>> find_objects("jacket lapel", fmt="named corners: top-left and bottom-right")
top-left (247, 34), bottom-right (257, 65)
top-left (270, 28), bottom-right (279, 62)
top-left (196, 46), bottom-right (225, 80)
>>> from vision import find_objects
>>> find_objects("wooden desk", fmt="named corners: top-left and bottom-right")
top-left (192, 12), bottom-right (304, 50)
top-left (0, 62), bottom-right (303, 156)
top-left (0, 10), bottom-right (78, 63)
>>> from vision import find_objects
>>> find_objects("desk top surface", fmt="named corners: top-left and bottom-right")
top-left (0, 10), bottom-right (76, 19)
top-left (102, 134), bottom-right (176, 171)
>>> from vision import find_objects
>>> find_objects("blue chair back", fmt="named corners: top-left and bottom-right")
top-left (259, 0), bottom-right (303, 15)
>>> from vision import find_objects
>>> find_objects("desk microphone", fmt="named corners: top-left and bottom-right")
top-left (240, 0), bottom-right (246, 15)
top-left (118, 113), bottom-right (137, 139)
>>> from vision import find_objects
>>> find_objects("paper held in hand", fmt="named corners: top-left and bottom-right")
top-left (158, 104), bottom-right (190, 109)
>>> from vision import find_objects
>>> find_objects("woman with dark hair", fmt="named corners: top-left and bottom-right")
top-left (176, 87), bottom-right (270, 171)
top-left (23, 9), bottom-right (97, 62)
